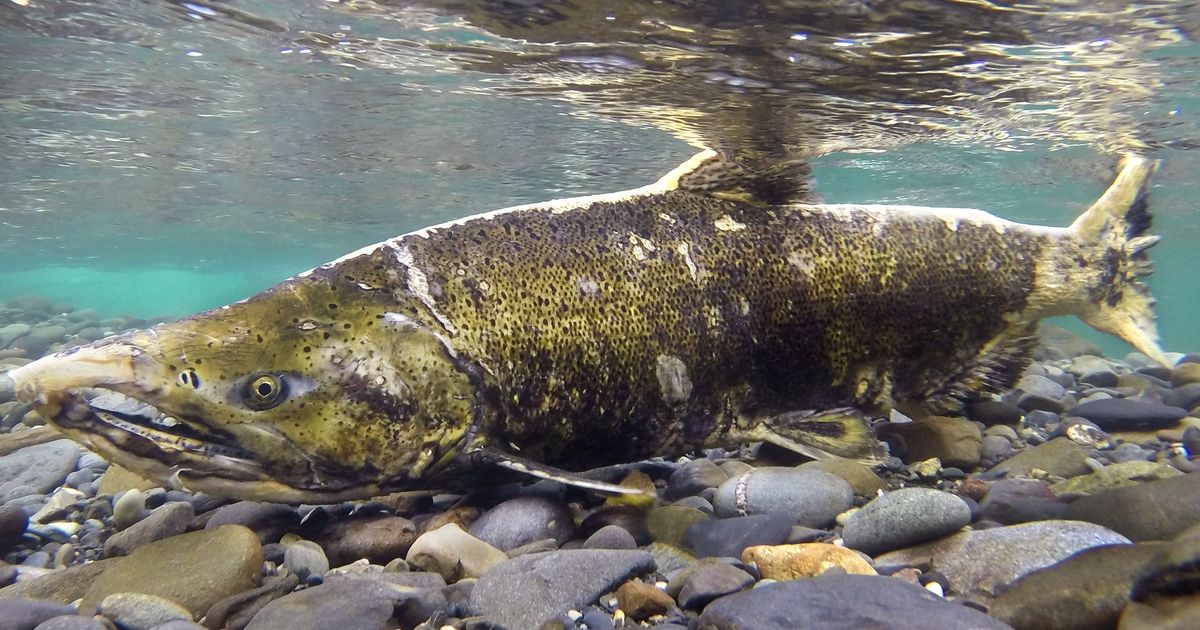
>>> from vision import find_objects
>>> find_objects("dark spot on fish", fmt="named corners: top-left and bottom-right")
top-left (303, 346), bottom-right (311, 353)
top-left (328, 304), bottom-right (338, 310)
top-left (257, 335), bottom-right (264, 343)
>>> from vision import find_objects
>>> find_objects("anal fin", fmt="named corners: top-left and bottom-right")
top-left (471, 448), bottom-right (647, 495)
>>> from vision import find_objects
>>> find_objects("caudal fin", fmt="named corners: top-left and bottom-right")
top-left (1070, 155), bottom-right (1168, 366)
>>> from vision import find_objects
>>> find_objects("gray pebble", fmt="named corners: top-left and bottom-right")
top-left (980, 435), bottom-right (1014, 465)
top-left (99, 592), bottom-right (191, 630)
top-left (0, 599), bottom-right (77, 630)
top-left (104, 501), bottom-right (194, 557)
top-left (283, 540), bottom-right (330, 583)
top-left (842, 488), bottom-right (971, 555)
top-left (468, 496), bottom-right (575, 551)
top-left (112, 489), bottom-right (147, 531)
top-left (712, 467), bottom-right (853, 528)
top-left (583, 525), bottom-right (638, 550)
top-left (1109, 442), bottom-right (1151, 463)
top-left (677, 561), bottom-right (755, 610)
top-left (32, 616), bottom-right (108, 630)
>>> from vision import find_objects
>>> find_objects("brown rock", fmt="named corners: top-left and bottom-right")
top-left (883, 416), bottom-right (982, 469)
top-left (989, 438), bottom-right (1091, 479)
top-left (1171, 363), bottom-right (1200, 388)
top-left (421, 507), bottom-right (482, 534)
top-left (0, 557), bottom-right (112, 603)
top-left (203, 571), bottom-right (300, 630)
top-left (1120, 595), bottom-right (1200, 630)
top-left (96, 463), bottom-right (159, 496)
top-left (319, 515), bottom-right (418, 565)
top-left (798, 459), bottom-right (886, 497)
top-left (741, 543), bottom-right (876, 580)
top-left (616, 579), bottom-right (675, 620)
top-left (645, 506), bottom-right (709, 548)
top-left (79, 525), bottom-right (262, 615)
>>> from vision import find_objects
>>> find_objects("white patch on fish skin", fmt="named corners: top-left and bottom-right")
top-left (677, 242), bottom-right (698, 280)
top-left (714, 215), bottom-right (747, 232)
top-left (382, 311), bottom-right (460, 359)
top-left (788, 203), bottom-right (1069, 237)
top-left (392, 245), bottom-right (458, 336)
top-left (787, 251), bottom-right (815, 274)
top-left (739, 296), bottom-right (750, 316)
top-left (658, 213), bottom-right (677, 225)
top-left (655, 355), bottom-right (693, 406)
top-left (573, 276), bottom-right (600, 297)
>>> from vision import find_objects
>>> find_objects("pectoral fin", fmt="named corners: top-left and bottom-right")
top-left (471, 448), bottom-right (648, 495)
top-left (738, 408), bottom-right (888, 464)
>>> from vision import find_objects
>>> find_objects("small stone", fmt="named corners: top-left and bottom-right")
top-left (742, 543), bottom-right (876, 579)
top-left (1066, 472), bottom-right (1200, 541)
top-left (676, 561), bottom-right (755, 610)
top-left (95, 464), bottom-right (157, 497)
top-left (468, 549), bottom-right (655, 629)
top-left (583, 525), bottom-right (638, 551)
top-left (283, 540), bottom-right (329, 583)
top-left (989, 542), bottom-right (1168, 630)
top-left (712, 467), bottom-right (853, 528)
top-left (205, 502), bottom-right (299, 545)
top-left (202, 572), bottom-right (299, 630)
top-left (0, 598), bottom-right (76, 630)
top-left (505, 538), bottom-right (559, 557)
top-left (882, 416), bottom-right (981, 469)
top-left (98, 592), bottom-right (192, 630)
top-left (104, 501), bottom-right (193, 557)
top-left (909, 457), bottom-right (942, 479)
top-left (0, 440), bottom-right (82, 504)
top-left (1171, 363), bottom-right (1200, 387)
top-left (965, 400), bottom-right (1023, 426)
top-left (876, 520), bottom-right (1131, 599)
top-left (0, 504), bottom-right (29, 552)
top-left (980, 435), bottom-right (1014, 465)
top-left (405, 523), bottom-right (507, 581)
top-left (243, 578), bottom-right (407, 630)
top-left (663, 459), bottom-right (728, 501)
top-left (1050, 460), bottom-right (1182, 501)
top-left (31, 615), bottom-right (109, 630)
top-left (978, 479), bottom-right (1066, 524)
top-left (989, 437), bottom-right (1091, 478)
top-left (112, 490), bottom-right (147, 531)
top-left (646, 506), bottom-right (709, 547)
top-left (1163, 383), bottom-right (1200, 411)
top-left (615, 580), bottom-right (674, 620)
top-left (1068, 398), bottom-right (1188, 431)
top-left (842, 488), bottom-right (971, 555)
top-left (698, 574), bottom-right (1010, 629)
top-left (468, 496), bottom-right (574, 551)
top-left (684, 513), bottom-right (792, 558)
top-left (419, 506), bottom-right (481, 534)
top-left (1017, 374), bottom-right (1066, 403)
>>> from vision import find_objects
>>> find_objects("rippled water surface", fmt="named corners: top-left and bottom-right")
top-left (1, 0), bottom-right (1198, 352)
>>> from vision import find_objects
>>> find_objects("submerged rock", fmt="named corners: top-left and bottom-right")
top-left (841, 488), bottom-right (971, 555)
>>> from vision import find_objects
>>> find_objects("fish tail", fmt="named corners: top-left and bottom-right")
top-left (1068, 155), bottom-right (1168, 365)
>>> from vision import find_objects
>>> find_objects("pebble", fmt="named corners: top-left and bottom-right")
top-left (645, 505), bottom-right (709, 547)
top-left (0, 598), bottom-right (77, 630)
top-left (1110, 442), bottom-right (1152, 463)
top-left (881, 416), bottom-right (982, 469)
top-left (468, 496), bottom-right (575, 551)
top-left (283, 539), bottom-right (329, 584)
top-left (965, 399), bottom-right (1023, 426)
top-left (31, 615), bottom-right (110, 630)
top-left (712, 467), bottom-right (853, 527)
top-left (244, 578), bottom-right (407, 630)
top-left (989, 542), bottom-right (1169, 630)
top-left (468, 549), bottom-right (655, 629)
top-left (1068, 398), bottom-right (1188, 431)
top-left (0, 440), bottom-right (82, 504)
top-left (663, 458), bottom-right (729, 500)
top-left (318, 515), bottom-right (417, 565)
top-left (1066, 472), bottom-right (1200, 541)
top-left (1050, 460), bottom-right (1182, 501)
top-left (1163, 383), bottom-right (1200, 410)
top-left (977, 478), bottom-right (1066, 524)
top-left (98, 592), bottom-right (192, 630)
top-left (795, 459), bottom-right (886, 496)
top-left (203, 571), bottom-right (299, 630)
top-left (205, 501), bottom-right (299, 544)
top-left (988, 437), bottom-right (1091, 478)
top-left (876, 520), bottom-right (1131, 599)
top-left (0, 504), bottom-right (30, 552)
top-left (979, 434), bottom-right (1014, 466)
top-left (615, 579), bottom-right (674, 620)
top-left (105, 501), bottom-right (193, 557)
top-left (676, 560), bottom-right (756, 610)
top-left (1170, 362), bottom-right (1200, 387)
top-left (583, 524), bottom-right (638, 550)
top-left (698, 574), bottom-right (1010, 629)
top-left (742, 542), bottom-right (876, 579)
top-left (404, 523), bottom-right (507, 581)
top-left (841, 488), bottom-right (971, 555)
top-left (684, 513), bottom-right (792, 558)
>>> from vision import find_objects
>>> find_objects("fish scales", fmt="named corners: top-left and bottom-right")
top-left (7, 150), bottom-right (1165, 501)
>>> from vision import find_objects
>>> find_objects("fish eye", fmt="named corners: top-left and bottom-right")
top-left (244, 373), bottom-right (287, 410)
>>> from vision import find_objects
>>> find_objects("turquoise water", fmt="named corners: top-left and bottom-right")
top-left (1, 1), bottom-right (1197, 355)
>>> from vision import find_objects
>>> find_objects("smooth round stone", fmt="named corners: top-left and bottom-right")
top-left (842, 488), bottom-right (971, 556)
top-left (205, 501), bottom-right (299, 544)
top-left (965, 400), bottom-right (1023, 426)
top-left (583, 525), bottom-right (638, 550)
top-left (988, 437), bottom-right (1091, 478)
top-left (980, 435), bottom-right (1014, 464)
top-left (319, 515), bottom-right (418, 565)
top-left (32, 615), bottom-right (110, 630)
top-left (676, 561), bottom-right (755, 610)
top-left (1051, 461), bottom-right (1182, 501)
top-left (1068, 398), bottom-right (1188, 431)
top-left (404, 523), bottom-right (507, 581)
top-left (663, 458), bottom-right (729, 501)
top-left (1018, 374), bottom-right (1067, 401)
top-left (742, 542), bottom-right (876, 579)
top-left (615, 579), bottom-right (675, 620)
top-left (104, 501), bottom-right (193, 557)
top-left (684, 513), bottom-right (793, 559)
top-left (0, 598), bottom-right (77, 630)
top-left (112, 490), bottom-right (147, 531)
top-left (244, 579), bottom-right (409, 630)
top-left (699, 575), bottom-right (1010, 630)
top-left (713, 467), bottom-right (853, 528)
top-left (468, 496), bottom-right (575, 551)
top-left (978, 479), bottom-right (1066, 524)
top-left (283, 540), bottom-right (330, 583)
top-left (881, 416), bottom-right (982, 469)
top-left (1066, 473), bottom-right (1200, 541)
top-left (0, 440), bottom-right (82, 504)
top-left (646, 506), bottom-right (709, 547)
top-left (0, 503), bottom-right (29, 551)
top-left (670, 495), bottom-right (715, 516)
top-left (796, 459), bottom-right (885, 497)
top-left (99, 593), bottom-right (192, 630)
top-left (1163, 383), bottom-right (1200, 411)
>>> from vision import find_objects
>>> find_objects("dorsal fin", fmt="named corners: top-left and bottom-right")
top-left (657, 149), bottom-right (814, 205)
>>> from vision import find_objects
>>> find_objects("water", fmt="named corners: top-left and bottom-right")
top-left (1, 0), bottom-right (1198, 354)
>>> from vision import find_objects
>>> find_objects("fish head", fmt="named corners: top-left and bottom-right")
top-left (7, 274), bottom-right (480, 502)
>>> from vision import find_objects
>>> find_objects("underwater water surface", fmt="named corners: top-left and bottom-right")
top-left (1, 0), bottom-right (1198, 354)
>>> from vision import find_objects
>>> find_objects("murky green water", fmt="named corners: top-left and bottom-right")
top-left (1, 0), bottom-right (1197, 354)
